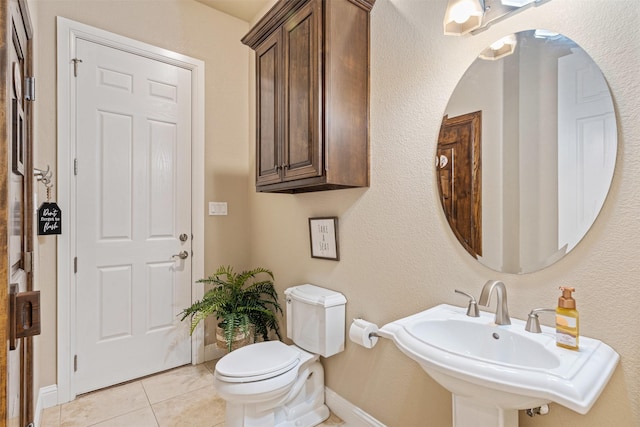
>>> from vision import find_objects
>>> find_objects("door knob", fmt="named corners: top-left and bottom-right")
top-left (172, 251), bottom-right (189, 260)
top-left (439, 155), bottom-right (449, 169)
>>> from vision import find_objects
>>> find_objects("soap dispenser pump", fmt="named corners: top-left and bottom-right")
top-left (556, 286), bottom-right (579, 350)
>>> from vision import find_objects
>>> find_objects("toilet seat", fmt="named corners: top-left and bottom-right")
top-left (215, 340), bottom-right (301, 383)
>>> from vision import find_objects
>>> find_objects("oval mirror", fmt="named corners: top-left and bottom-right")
top-left (437, 29), bottom-right (617, 274)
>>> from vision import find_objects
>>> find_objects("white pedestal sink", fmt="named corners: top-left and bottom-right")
top-left (378, 304), bottom-right (619, 427)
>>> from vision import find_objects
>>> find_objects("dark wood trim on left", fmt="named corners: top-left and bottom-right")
top-left (0, 1), bottom-right (10, 418)
top-left (2, 0), bottom-right (35, 423)
top-left (22, 0), bottom-right (36, 422)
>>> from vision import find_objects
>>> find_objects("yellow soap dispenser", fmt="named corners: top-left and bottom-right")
top-left (556, 286), bottom-right (579, 350)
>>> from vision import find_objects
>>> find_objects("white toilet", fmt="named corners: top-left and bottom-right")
top-left (214, 284), bottom-right (347, 427)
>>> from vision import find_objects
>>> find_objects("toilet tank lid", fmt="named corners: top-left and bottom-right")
top-left (285, 284), bottom-right (346, 307)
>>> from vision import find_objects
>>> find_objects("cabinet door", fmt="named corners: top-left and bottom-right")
top-left (255, 29), bottom-right (283, 186)
top-left (282, 0), bottom-right (322, 181)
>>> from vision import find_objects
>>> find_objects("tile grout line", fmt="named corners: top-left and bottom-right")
top-left (81, 380), bottom-right (152, 427)
top-left (140, 377), bottom-right (161, 427)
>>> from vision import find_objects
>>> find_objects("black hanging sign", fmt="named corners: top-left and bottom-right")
top-left (38, 202), bottom-right (62, 235)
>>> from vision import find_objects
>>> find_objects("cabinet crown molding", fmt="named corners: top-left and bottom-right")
top-left (242, 0), bottom-right (375, 49)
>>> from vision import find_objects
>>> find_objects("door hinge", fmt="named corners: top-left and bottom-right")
top-left (74, 158), bottom-right (78, 176)
top-left (71, 58), bottom-right (83, 77)
top-left (25, 76), bottom-right (35, 101)
top-left (74, 355), bottom-right (78, 372)
top-left (74, 257), bottom-right (78, 273)
top-left (22, 251), bottom-right (34, 273)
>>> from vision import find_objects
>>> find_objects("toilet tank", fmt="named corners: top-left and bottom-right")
top-left (284, 284), bottom-right (347, 358)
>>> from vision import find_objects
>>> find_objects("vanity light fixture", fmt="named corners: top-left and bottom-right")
top-left (443, 0), bottom-right (553, 36)
top-left (443, 0), bottom-right (486, 36)
top-left (500, 0), bottom-right (536, 6)
top-left (479, 34), bottom-right (517, 60)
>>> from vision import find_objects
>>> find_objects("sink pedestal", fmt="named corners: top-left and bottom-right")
top-left (379, 304), bottom-right (620, 426)
top-left (453, 396), bottom-right (518, 427)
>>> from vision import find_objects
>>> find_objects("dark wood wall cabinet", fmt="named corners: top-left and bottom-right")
top-left (242, 0), bottom-right (374, 193)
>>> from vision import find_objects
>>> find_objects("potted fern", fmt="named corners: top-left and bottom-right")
top-left (180, 265), bottom-right (283, 352)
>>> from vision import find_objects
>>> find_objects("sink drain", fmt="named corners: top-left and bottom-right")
top-left (492, 332), bottom-right (500, 340)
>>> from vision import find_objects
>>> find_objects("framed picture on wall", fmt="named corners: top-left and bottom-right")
top-left (309, 217), bottom-right (339, 261)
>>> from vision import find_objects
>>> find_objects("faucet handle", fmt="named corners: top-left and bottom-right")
top-left (525, 308), bottom-right (556, 333)
top-left (454, 289), bottom-right (480, 317)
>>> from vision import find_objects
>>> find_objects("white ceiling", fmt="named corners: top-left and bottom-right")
top-left (195, 0), bottom-right (271, 22)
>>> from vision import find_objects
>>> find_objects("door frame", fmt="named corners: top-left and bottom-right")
top-left (56, 17), bottom-right (205, 404)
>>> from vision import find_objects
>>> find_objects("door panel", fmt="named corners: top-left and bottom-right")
top-left (558, 49), bottom-right (616, 252)
top-left (283, 0), bottom-right (322, 181)
top-left (256, 30), bottom-right (282, 186)
top-left (437, 112), bottom-right (482, 258)
top-left (98, 111), bottom-right (132, 238)
top-left (75, 39), bottom-right (192, 394)
top-left (149, 120), bottom-right (179, 236)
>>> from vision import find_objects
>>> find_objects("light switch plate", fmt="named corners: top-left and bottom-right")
top-left (208, 202), bottom-right (228, 216)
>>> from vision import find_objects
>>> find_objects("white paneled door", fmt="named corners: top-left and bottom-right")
top-left (74, 38), bottom-right (192, 394)
top-left (557, 49), bottom-right (616, 252)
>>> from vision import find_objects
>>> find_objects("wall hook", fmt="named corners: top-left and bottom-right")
top-left (34, 165), bottom-right (52, 184)
top-left (34, 165), bottom-right (54, 201)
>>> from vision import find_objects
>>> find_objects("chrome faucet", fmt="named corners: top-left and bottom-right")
top-left (454, 289), bottom-right (479, 317)
top-left (478, 280), bottom-right (511, 325)
top-left (525, 308), bottom-right (556, 333)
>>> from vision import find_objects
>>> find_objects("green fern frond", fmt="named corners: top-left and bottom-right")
top-left (178, 265), bottom-right (283, 352)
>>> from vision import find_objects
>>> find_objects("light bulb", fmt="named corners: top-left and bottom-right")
top-left (490, 35), bottom-right (516, 50)
top-left (450, 1), bottom-right (474, 24)
top-left (490, 39), bottom-right (506, 50)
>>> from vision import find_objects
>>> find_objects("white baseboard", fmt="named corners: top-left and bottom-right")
top-left (325, 387), bottom-right (386, 427)
top-left (35, 385), bottom-right (58, 427)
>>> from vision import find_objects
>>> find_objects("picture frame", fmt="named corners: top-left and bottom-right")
top-left (309, 217), bottom-right (339, 261)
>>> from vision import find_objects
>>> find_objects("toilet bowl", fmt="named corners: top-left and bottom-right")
top-left (213, 284), bottom-right (347, 427)
top-left (215, 341), bottom-right (328, 427)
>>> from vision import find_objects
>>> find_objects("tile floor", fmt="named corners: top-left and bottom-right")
top-left (40, 361), bottom-right (345, 427)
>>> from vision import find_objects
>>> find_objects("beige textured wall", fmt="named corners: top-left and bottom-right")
top-left (31, 0), bottom-right (250, 390)
top-left (29, 0), bottom-right (640, 425)
top-left (248, 0), bottom-right (640, 426)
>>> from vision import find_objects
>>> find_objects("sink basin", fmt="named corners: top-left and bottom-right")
top-left (408, 319), bottom-right (561, 370)
top-left (379, 304), bottom-right (619, 423)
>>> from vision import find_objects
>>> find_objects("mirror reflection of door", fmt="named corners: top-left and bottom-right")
top-left (3, 0), bottom-right (35, 425)
top-left (557, 49), bottom-right (616, 252)
top-left (437, 112), bottom-right (482, 257)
